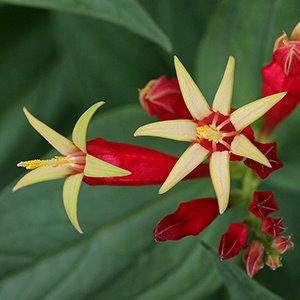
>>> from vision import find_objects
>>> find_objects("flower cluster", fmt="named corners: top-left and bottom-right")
top-left (219, 191), bottom-right (293, 277)
top-left (14, 22), bottom-right (298, 278)
top-left (137, 24), bottom-right (299, 277)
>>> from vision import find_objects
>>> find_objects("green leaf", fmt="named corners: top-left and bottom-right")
top-left (0, 0), bottom-right (172, 52)
top-left (195, 0), bottom-right (300, 107)
top-left (205, 246), bottom-right (282, 300)
top-left (0, 105), bottom-right (226, 299)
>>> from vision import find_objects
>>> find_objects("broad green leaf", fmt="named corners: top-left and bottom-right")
top-left (0, 0), bottom-right (172, 52)
top-left (206, 247), bottom-right (282, 300)
top-left (141, 0), bottom-right (219, 69)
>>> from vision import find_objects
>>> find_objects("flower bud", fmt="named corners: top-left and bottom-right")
top-left (261, 217), bottom-right (285, 238)
top-left (272, 235), bottom-right (294, 254)
top-left (84, 138), bottom-right (209, 185)
top-left (262, 23), bottom-right (300, 135)
top-left (249, 191), bottom-right (279, 219)
top-left (153, 198), bottom-right (219, 242)
top-left (219, 223), bottom-right (249, 260)
top-left (244, 142), bottom-right (283, 179)
top-left (243, 240), bottom-right (265, 278)
top-left (139, 76), bottom-right (192, 120)
top-left (265, 253), bottom-right (282, 270)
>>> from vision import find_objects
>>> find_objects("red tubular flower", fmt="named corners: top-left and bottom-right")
top-left (244, 141), bottom-right (283, 179)
top-left (262, 23), bottom-right (300, 135)
top-left (249, 191), bottom-right (279, 219)
top-left (218, 223), bottom-right (249, 260)
top-left (14, 102), bottom-right (209, 233)
top-left (272, 235), bottom-right (294, 254)
top-left (153, 198), bottom-right (219, 242)
top-left (84, 138), bottom-right (209, 185)
top-left (139, 76), bottom-right (192, 120)
top-left (243, 240), bottom-right (265, 278)
top-left (261, 217), bottom-right (285, 238)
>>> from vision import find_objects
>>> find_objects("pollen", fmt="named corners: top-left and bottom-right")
top-left (17, 156), bottom-right (72, 170)
top-left (196, 125), bottom-right (223, 142)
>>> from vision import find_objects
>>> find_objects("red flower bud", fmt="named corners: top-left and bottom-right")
top-left (262, 23), bottom-right (300, 135)
top-left (265, 253), bottom-right (282, 270)
top-left (249, 191), bottom-right (279, 219)
top-left (244, 142), bottom-right (283, 179)
top-left (139, 76), bottom-right (192, 120)
top-left (84, 138), bottom-right (209, 185)
top-left (272, 235), bottom-right (294, 254)
top-left (261, 217), bottom-right (285, 238)
top-left (243, 240), bottom-right (265, 278)
top-left (219, 223), bottom-right (249, 260)
top-left (153, 198), bottom-right (219, 242)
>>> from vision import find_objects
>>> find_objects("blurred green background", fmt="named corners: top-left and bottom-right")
top-left (0, 0), bottom-right (299, 299)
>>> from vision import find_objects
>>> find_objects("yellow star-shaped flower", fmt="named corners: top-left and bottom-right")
top-left (14, 102), bottom-right (130, 232)
top-left (134, 56), bottom-right (286, 214)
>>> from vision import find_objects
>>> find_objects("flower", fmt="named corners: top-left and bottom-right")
top-left (135, 56), bottom-right (286, 213)
top-left (272, 235), bottom-right (294, 254)
top-left (265, 253), bottom-right (282, 270)
top-left (13, 102), bottom-right (131, 233)
top-left (153, 198), bottom-right (219, 242)
top-left (261, 217), bottom-right (285, 238)
top-left (262, 22), bottom-right (300, 135)
top-left (139, 76), bottom-right (192, 120)
top-left (244, 142), bottom-right (283, 179)
top-left (218, 223), bottom-right (249, 260)
top-left (243, 240), bottom-right (265, 278)
top-left (248, 191), bottom-right (279, 219)
top-left (84, 138), bottom-right (209, 186)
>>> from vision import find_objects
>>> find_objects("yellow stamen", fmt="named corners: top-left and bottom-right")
top-left (17, 156), bottom-right (72, 170)
top-left (196, 125), bottom-right (223, 142)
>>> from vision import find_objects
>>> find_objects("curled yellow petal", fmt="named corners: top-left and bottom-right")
top-left (72, 102), bottom-right (105, 152)
top-left (273, 32), bottom-right (289, 51)
top-left (174, 56), bottom-right (211, 120)
top-left (231, 135), bottom-right (271, 167)
top-left (13, 165), bottom-right (72, 192)
top-left (84, 154), bottom-right (131, 178)
top-left (23, 108), bottom-right (77, 156)
top-left (159, 143), bottom-right (208, 194)
top-left (212, 56), bottom-right (235, 115)
top-left (291, 22), bottom-right (300, 41)
top-left (230, 92), bottom-right (287, 131)
top-left (63, 173), bottom-right (84, 233)
top-left (210, 151), bottom-right (230, 214)
top-left (134, 120), bottom-right (197, 142)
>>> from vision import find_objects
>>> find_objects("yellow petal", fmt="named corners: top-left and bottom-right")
top-left (212, 56), bottom-right (235, 115)
top-left (273, 32), bottom-right (289, 51)
top-left (63, 174), bottom-right (84, 233)
top-left (13, 165), bottom-right (72, 192)
top-left (174, 56), bottom-right (211, 120)
top-left (231, 135), bottom-right (271, 167)
top-left (230, 92), bottom-right (286, 131)
top-left (290, 22), bottom-right (300, 41)
top-left (72, 102), bottom-right (105, 152)
top-left (210, 151), bottom-right (230, 214)
top-left (23, 108), bottom-right (77, 156)
top-left (134, 120), bottom-right (197, 142)
top-left (159, 143), bottom-right (208, 194)
top-left (84, 154), bottom-right (131, 178)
